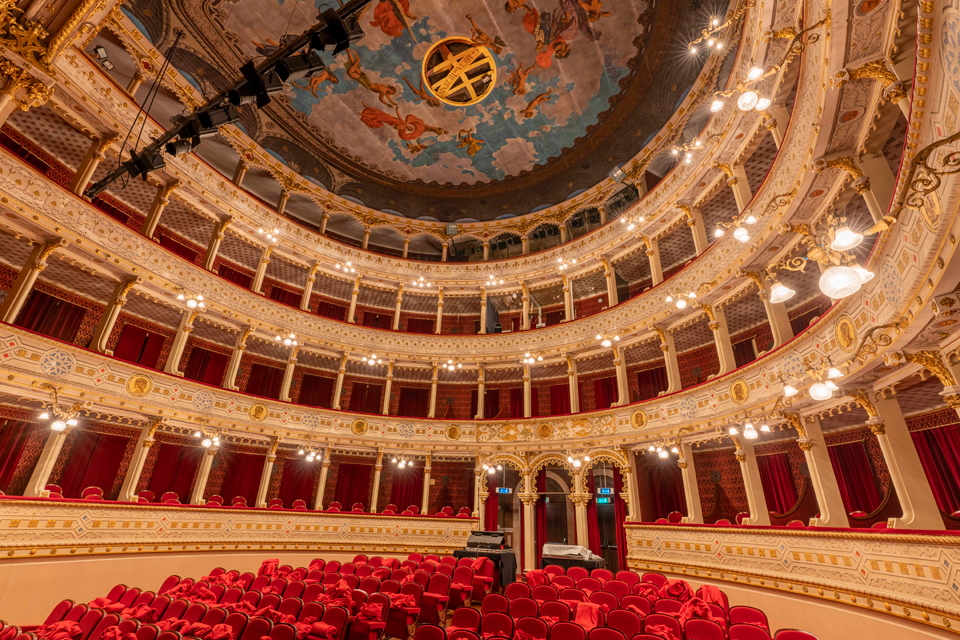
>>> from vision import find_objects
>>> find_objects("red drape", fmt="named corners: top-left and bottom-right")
top-left (612, 467), bottom-right (628, 571)
top-left (912, 424), bottom-right (960, 514)
top-left (509, 388), bottom-right (523, 418)
top-left (648, 460), bottom-right (685, 521)
top-left (732, 340), bottom-right (756, 369)
top-left (245, 363), bottom-right (284, 400)
top-left (349, 383), bottom-right (384, 414)
top-left (157, 233), bottom-right (199, 263)
top-left (59, 431), bottom-right (130, 498)
top-left (219, 451), bottom-right (266, 505)
top-left (585, 471), bottom-right (602, 555)
top-left (470, 390), bottom-right (478, 420)
top-left (182, 347), bottom-right (229, 386)
top-left (531, 387), bottom-right (539, 417)
top-left (113, 325), bottom-right (166, 369)
top-left (268, 286), bottom-right (301, 308)
top-left (636, 367), bottom-right (668, 402)
top-left (334, 463), bottom-right (371, 510)
top-left (535, 471), bottom-right (547, 568)
top-left (828, 442), bottom-right (881, 514)
top-left (389, 468), bottom-right (423, 512)
top-left (299, 374), bottom-right (334, 408)
top-left (757, 453), bottom-right (799, 514)
top-left (278, 457), bottom-right (319, 509)
top-left (148, 442), bottom-right (203, 501)
top-left (16, 291), bottom-right (87, 343)
top-left (549, 385), bottom-right (570, 416)
top-left (406, 318), bottom-right (434, 334)
top-left (593, 376), bottom-right (617, 410)
top-left (396, 387), bottom-right (427, 417)
top-left (218, 264), bottom-right (253, 289)
top-left (317, 301), bottom-right (347, 321)
top-left (362, 312), bottom-right (392, 329)
top-left (0, 420), bottom-right (35, 492)
top-left (544, 310), bottom-right (563, 326)
top-left (485, 475), bottom-right (498, 530)
top-left (484, 389), bottom-right (500, 419)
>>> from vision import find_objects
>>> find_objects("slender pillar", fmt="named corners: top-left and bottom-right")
top-left (677, 443), bottom-right (703, 523)
top-left (428, 362), bottom-right (438, 418)
top-left (232, 160), bottom-right (249, 186)
top-left (204, 218), bottom-right (232, 271)
top-left (858, 153), bottom-right (897, 222)
top-left (370, 449), bottom-right (384, 512)
top-left (559, 225), bottom-right (568, 243)
top-left (646, 239), bottom-right (663, 286)
top-left (479, 286), bottom-right (488, 334)
top-left (686, 207), bottom-right (709, 255)
top-left (382, 360), bottom-right (394, 415)
top-left (562, 275), bottom-right (574, 321)
top-left (475, 366), bottom-right (486, 419)
top-left (521, 234), bottom-right (530, 255)
top-left (623, 452), bottom-right (641, 522)
top-left (566, 354), bottom-right (580, 413)
top-left (402, 238), bottom-right (410, 258)
top-left (421, 452), bottom-right (432, 514)
top-left (251, 245), bottom-right (273, 294)
top-left (519, 493), bottom-right (537, 571)
top-left (118, 418), bottom-right (164, 502)
top-left (301, 262), bottom-right (320, 311)
top-left (435, 287), bottom-right (443, 334)
top-left (523, 364), bottom-right (532, 418)
top-left (164, 309), bottom-right (200, 376)
top-left (141, 181), bottom-right (179, 239)
top-left (0, 238), bottom-right (66, 323)
top-left (190, 447), bottom-right (218, 505)
top-left (347, 275), bottom-right (361, 323)
top-left (793, 415), bottom-right (847, 527)
top-left (320, 213), bottom-right (330, 235)
top-left (361, 228), bottom-right (371, 250)
top-left (89, 276), bottom-right (141, 354)
top-left (224, 326), bottom-right (253, 391)
top-left (703, 304), bottom-right (738, 376)
top-left (761, 286), bottom-right (793, 352)
top-left (279, 346), bottom-right (299, 402)
top-left (24, 428), bottom-right (72, 497)
top-left (126, 72), bottom-right (145, 96)
top-left (473, 468), bottom-right (483, 519)
top-left (602, 259), bottom-right (619, 306)
top-left (256, 440), bottom-right (280, 507)
top-left (276, 189), bottom-right (290, 215)
top-left (482, 241), bottom-right (490, 260)
top-left (572, 493), bottom-right (590, 546)
top-left (521, 282), bottom-right (530, 330)
top-left (765, 106), bottom-right (790, 148)
top-left (598, 205), bottom-right (607, 225)
top-left (315, 452), bottom-right (331, 509)
top-left (736, 438), bottom-right (772, 525)
top-left (392, 285), bottom-right (403, 330)
top-left (441, 241), bottom-right (449, 262)
top-left (332, 353), bottom-right (348, 410)
top-left (69, 134), bottom-right (115, 195)
top-left (656, 327), bottom-right (681, 394)
top-left (611, 345), bottom-right (629, 407)
top-left (729, 164), bottom-right (752, 212)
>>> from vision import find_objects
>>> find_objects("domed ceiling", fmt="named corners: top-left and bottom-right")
top-left (128, 0), bottom-right (709, 220)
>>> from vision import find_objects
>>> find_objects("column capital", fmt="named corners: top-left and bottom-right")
top-left (115, 276), bottom-right (143, 306)
top-left (156, 179), bottom-right (180, 205)
top-left (32, 237), bottom-right (67, 271)
top-left (796, 439), bottom-right (814, 451)
top-left (866, 416), bottom-right (886, 434)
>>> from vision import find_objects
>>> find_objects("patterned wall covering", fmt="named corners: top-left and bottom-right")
top-left (677, 342), bottom-right (720, 389)
top-left (435, 384), bottom-right (475, 420)
top-left (262, 278), bottom-right (304, 304)
top-left (213, 256), bottom-right (256, 281)
top-left (106, 311), bottom-right (177, 370)
top-left (397, 312), bottom-right (437, 333)
top-left (0, 124), bottom-right (72, 188)
top-left (575, 294), bottom-right (606, 319)
top-left (31, 280), bottom-right (105, 348)
top-left (905, 407), bottom-right (959, 431)
top-left (730, 321), bottom-right (774, 356)
top-left (626, 360), bottom-right (668, 402)
top-left (204, 442), bottom-right (269, 500)
top-left (308, 292), bottom-right (350, 314)
top-left (0, 262), bottom-right (19, 299)
top-left (2, 406), bottom-right (46, 497)
top-left (321, 453), bottom-right (377, 509)
top-left (440, 313), bottom-right (480, 335)
top-left (98, 194), bottom-right (147, 233)
top-left (693, 448), bottom-right (749, 523)
top-left (178, 336), bottom-right (233, 378)
top-left (263, 449), bottom-right (324, 508)
top-left (46, 422), bottom-right (140, 500)
top-left (428, 460), bottom-right (474, 515)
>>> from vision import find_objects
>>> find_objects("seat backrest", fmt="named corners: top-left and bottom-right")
top-left (106, 584), bottom-right (127, 603)
top-left (137, 490), bottom-right (155, 503)
top-left (326, 561), bottom-right (342, 573)
top-left (552, 575), bottom-right (575, 589)
top-left (223, 612), bottom-right (249, 640)
top-left (590, 569), bottom-right (613, 582)
top-left (299, 602), bottom-right (324, 623)
top-left (436, 565), bottom-right (453, 577)
top-left (620, 595), bottom-right (651, 615)
top-left (148, 596), bottom-right (170, 619)
top-left (641, 573), bottom-right (667, 588)
top-left (64, 603), bottom-right (88, 623)
top-left (715, 519), bottom-right (732, 525)
top-left (440, 557), bottom-right (456, 566)
top-left (516, 617), bottom-right (548, 640)
top-left (406, 505), bottom-right (419, 514)
top-left (82, 611), bottom-right (116, 640)
top-left (588, 591), bottom-right (617, 611)
top-left (200, 607), bottom-right (227, 626)
top-left (543, 565), bottom-right (565, 577)
top-left (508, 597), bottom-right (537, 619)
top-left (292, 499), bottom-right (307, 510)
top-left (447, 632), bottom-right (480, 640)
top-left (232, 496), bottom-right (247, 507)
top-left (319, 606), bottom-right (349, 637)
top-left (359, 577), bottom-right (381, 594)
top-left (539, 601), bottom-right (570, 622)
top-left (730, 606), bottom-right (769, 629)
top-left (607, 610), bottom-right (642, 638)
top-left (614, 571), bottom-right (639, 587)
top-left (284, 581), bottom-right (305, 600)
top-left (401, 560), bottom-right (418, 572)
top-left (269, 577), bottom-right (289, 594)
top-left (411, 624), bottom-right (446, 640)
top-left (685, 619), bottom-right (726, 640)
top-left (238, 616), bottom-right (272, 640)
top-left (786, 520), bottom-right (805, 527)
top-left (735, 512), bottom-right (750, 524)
top-left (156, 632), bottom-right (182, 640)
top-left (452, 566), bottom-right (474, 586)
top-left (339, 563), bottom-right (356, 576)
top-left (667, 511), bottom-right (683, 523)
top-left (268, 499), bottom-right (284, 509)
top-left (644, 613), bottom-right (681, 637)
top-left (550, 622), bottom-right (585, 640)
top-left (603, 579), bottom-right (630, 600)
top-left (480, 612), bottom-right (513, 638)
top-left (504, 582), bottom-right (530, 601)
top-left (118, 587), bottom-right (142, 607)
top-left (531, 585), bottom-right (558, 602)
top-left (577, 577), bottom-right (601, 593)
top-left (417, 562), bottom-right (436, 575)
top-left (558, 589), bottom-right (585, 602)
top-left (81, 486), bottom-right (103, 499)
top-left (207, 495), bottom-right (224, 505)
top-left (729, 624), bottom-right (773, 640)
top-left (239, 591), bottom-right (261, 608)
top-left (449, 607), bottom-right (481, 631)
top-left (183, 602), bottom-right (208, 624)
top-left (42, 599), bottom-right (75, 625)
top-left (480, 593), bottom-right (509, 616)
top-left (132, 592), bottom-right (156, 608)
top-left (351, 502), bottom-right (365, 512)
top-left (426, 573), bottom-right (450, 595)
top-left (160, 492), bottom-right (179, 504)
top-left (379, 579), bottom-right (400, 595)
top-left (269, 623), bottom-right (298, 640)
top-left (161, 599), bottom-right (189, 621)
top-left (356, 565), bottom-right (374, 578)
top-left (278, 597), bottom-right (302, 618)
top-left (587, 629), bottom-right (625, 640)
top-left (383, 505), bottom-right (397, 513)
top-left (653, 598), bottom-right (683, 616)
top-left (567, 567), bottom-right (588, 581)
top-left (400, 582), bottom-right (424, 604)
top-left (342, 575), bottom-right (360, 589)
top-left (259, 594), bottom-right (281, 610)
top-left (136, 625), bottom-right (160, 640)
top-left (322, 573), bottom-right (342, 586)
top-left (302, 584), bottom-right (324, 603)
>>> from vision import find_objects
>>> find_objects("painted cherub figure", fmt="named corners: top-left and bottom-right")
top-left (402, 75), bottom-right (442, 107)
top-left (293, 68), bottom-right (340, 97)
top-left (346, 50), bottom-right (399, 107)
top-left (506, 62), bottom-right (533, 95)
top-left (457, 129), bottom-right (485, 156)
top-left (520, 89), bottom-right (553, 118)
top-left (466, 14), bottom-right (507, 54)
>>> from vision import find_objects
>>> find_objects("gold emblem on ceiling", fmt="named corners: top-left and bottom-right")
top-left (422, 37), bottom-right (496, 106)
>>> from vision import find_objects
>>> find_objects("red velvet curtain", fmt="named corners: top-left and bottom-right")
top-left (157, 232), bottom-right (199, 263)
top-left (113, 325), bottom-right (165, 369)
top-left (912, 424), bottom-right (960, 514)
top-left (148, 442), bottom-right (203, 501)
top-left (0, 420), bottom-right (35, 492)
top-left (549, 385), bottom-right (570, 416)
top-left (470, 390), bottom-right (478, 420)
top-left (535, 471), bottom-right (547, 568)
top-left (218, 264), bottom-right (253, 289)
top-left (16, 291), bottom-right (87, 343)
top-left (349, 383), bottom-right (383, 414)
top-left (407, 318), bottom-right (434, 334)
top-left (544, 310), bottom-right (563, 326)
top-left (509, 388), bottom-right (523, 418)
top-left (531, 387), bottom-right (539, 417)
top-left (219, 451), bottom-right (266, 505)
top-left (390, 468), bottom-right (423, 512)
top-left (278, 457), bottom-right (319, 508)
top-left (594, 376), bottom-right (617, 410)
top-left (612, 467), bottom-right (628, 571)
top-left (59, 431), bottom-right (130, 498)
top-left (334, 463), bottom-right (371, 510)
top-left (637, 367), bottom-right (668, 401)
top-left (396, 387), bottom-right (427, 417)
top-left (362, 312), bottom-right (392, 329)
top-left (757, 453), bottom-right (799, 514)
top-left (316, 302), bottom-right (347, 321)
top-left (732, 340), bottom-right (757, 369)
top-left (485, 475), bottom-right (498, 530)
top-left (585, 471), bottom-right (602, 555)
top-left (299, 375), bottom-right (334, 408)
top-left (182, 347), bottom-right (229, 386)
top-left (268, 286), bottom-right (301, 308)
top-left (484, 389), bottom-right (499, 419)
top-left (648, 460), bottom-right (685, 521)
top-left (245, 363), bottom-right (284, 400)
top-left (828, 442), bottom-right (881, 514)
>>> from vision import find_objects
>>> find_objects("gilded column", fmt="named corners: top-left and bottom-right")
top-left (279, 345), bottom-right (299, 402)
top-left (141, 181), bottom-right (179, 239)
top-left (126, 71), bottom-right (146, 96)
top-left (361, 228), bottom-right (371, 249)
top-left (602, 258), bottom-right (619, 306)
top-left (566, 354), bottom-right (580, 413)
top-left (612, 345), bottom-right (629, 407)
top-left (190, 446), bottom-right (219, 505)
top-left (521, 282), bottom-right (530, 330)
top-left (520, 234), bottom-right (530, 255)
top-left (347, 274), bottom-right (361, 323)
top-left (435, 286), bottom-right (443, 334)
top-left (764, 106), bottom-right (790, 148)
top-left (382, 360), bottom-right (394, 415)
top-left (402, 238), bottom-right (410, 258)
top-left (255, 439), bottom-right (280, 507)
top-left (69, 134), bottom-right (116, 195)
top-left (482, 240), bottom-right (490, 260)
top-left (699, 303), bottom-right (737, 376)
top-left (421, 452), bottom-right (432, 514)
top-left (224, 326), bottom-right (254, 391)
top-left (655, 326), bottom-right (681, 394)
top-left (315, 451), bottom-right (331, 509)
top-left (301, 262), bottom-right (320, 311)
top-left (562, 275), bottom-right (574, 321)
top-left (740, 270), bottom-right (793, 351)
top-left (815, 157), bottom-right (888, 225)
top-left (119, 418), bottom-right (164, 502)
top-left (644, 237), bottom-right (663, 285)
top-left (392, 284), bottom-right (404, 330)
top-left (475, 365), bottom-right (486, 419)
top-left (251, 245), bottom-right (274, 295)
top-left (523, 364), bottom-right (532, 418)
top-left (441, 240), bottom-right (449, 262)
top-left (203, 218), bottom-right (232, 271)
top-left (679, 205), bottom-right (708, 255)
top-left (332, 352), bottom-right (349, 410)
top-left (164, 309), bottom-right (200, 376)
top-left (89, 276), bottom-right (141, 354)
top-left (428, 362), bottom-right (438, 418)
top-left (0, 238), bottom-right (66, 323)
top-left (715, 163), bottom-right (752, 212)
top-left (370, 448), bottom-right (384, 512)
top-left (320, 213), bottom-right (330, 235)
top-left (232, 159), bottom-right (249, 186)
top-left (571, 492), bottom-right (590, 546)
top-left (276, 189), bottom-right (290, 215)
top-left (479, 286), bottom-right (488, 334)
top-left (24, 427), bottom-right (73, 497)
top-left (677, 442), bottom-right (703, 523)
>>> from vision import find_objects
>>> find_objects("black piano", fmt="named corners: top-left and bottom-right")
top-left (454, 530), bottom-right (518, 587)
top-left (540, 543), bottom-right (607, 571)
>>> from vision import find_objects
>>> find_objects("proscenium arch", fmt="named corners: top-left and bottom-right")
top-left (580, 449), bottom-right (629, 475)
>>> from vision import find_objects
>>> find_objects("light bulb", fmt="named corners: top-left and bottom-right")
top-left (665, 295), bottom-right (673, 303)
top-left (745, 215), bottom-right (757, 225)
top-left (809, 382), bottom-right (833, 401)
top-left (687, 292), bottom-right (696, 299)
top-left (748, 66), bottom-right (764, 80)
top-left (399, 461), bottom-right (405, 468)
top-left (488, 467), bottom-right (496, 474)
top-left (690, 47), bottom-right (697, 54)
top-left (728, 426), bottom-right (739, 435)
top-left (298, 449), bottom-right (305, 455)
top-left (783, 384), bottom-right (798, 397)
top-left (202, 438), bottom-right (213, 448)
top-left (195, 431), bottom-right (202, 437)
top-left (743, 425), bottom-right (758, 440)
top-left (825, 380), bottom-right (839, 391)
top-left (827, 367), bottom-right (843, 379)
top-left (596, 334), bottom-right (603, 341)
top-left (733, 227), bottom-right (750, 242)
top-left (648, 445), bottom-right (655, 452)
top-left (708, 39), bottom-right (714, 46)
top-left (712, 18), bottom-right (719, 26)
top-left (458, 363), bottom-right (463, 368)
top-left (714, 228), bottom-right (725, 237)
top-left (177, 293), bottom-right (185, 301)
top-left (408, 461), bottom-right (414, 467)
top-left (709, 99), bottom-right (724, 113)
top-left (187, 299), bottom-right (197, 309)
top-left (769, 281), bottom-right (796, 304)
top-left (39, 412), bottom-right (49, 420)
top-left (819, 266), bottom-right (862, 299)
top-left (755, 98), bottom-right (771, 111)
top-left (602, 339), bottom-right (612, 348)
top-left (573, 459), bottom-right (581, 468)
top-left (213, 437), bottom-right (219, 444)
top-left (51, 420), bottom-right (66, 432)
top-left (853, 265), bottom-right (875, 284)
top-left (567, 456), bottom-right (574, 463)
top-left (737, 91), bottom-right (759, 111)
top-left (760, 424), bottom-right (770, 432)
top-left (671, 446), bottom-right (679, 454)
top-left (658, 449), bottom-right (668, 459)
top-left (66, 418), bottom-right (78, 427)
top-left (307, 454), bottom-right (315, 462)
top-left (583, 455), bottom-right (590, 462)
top-left (497, 465), bottom-right (503, 470)
top-left (676, 299), bottom-right (687, 309)
top-left (830, 227), bottom-right (863, 251)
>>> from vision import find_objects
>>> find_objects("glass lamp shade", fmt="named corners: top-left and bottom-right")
top-left (809, 382), bottom-right (833, 401)
top-left (728, 426), bottom-right (739, 435)
top-left (747, 66), bottom-right (764, 80)
top-left (783, 384), bottom-right (798, 397)
top-left (827, 367), bottom-right (843, 379)
top-left (743, 425), bottom-right (758, 439)
top-left (755, 97), bottom-right (771, 111)
top-left (572, 459), bottom-right (582, 468)
top-left (733, 227), bottom-right (750, 242)
top-left (819, 266), bottom-right (862, 299)
top-left (769, 282), bottom-right (796, 303)
top-left (830, 227), bottom-right (864, 251)
top-left (51, 420), bottom-right (67, 432)
top-left (710, 99), bottom-right (724, 112)
top-left (738, 91), bottom-right (759, 111)
top-left (657, 449), bottom-right (668, 459)
top-left (676, 299), bottom-right (687, 309)
top-left (202, 438), bottom-right (213, 448)
top-left (853, 265), bottom-right (875, 284)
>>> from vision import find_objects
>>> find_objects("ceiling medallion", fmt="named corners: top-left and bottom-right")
top-left (421, 37), bottom-right (496, 106)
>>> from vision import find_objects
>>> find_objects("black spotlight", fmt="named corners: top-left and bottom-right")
top-left (123, 150), bottom-right (166, 180)
top-left (197, 105), bottom-right (241, 130)
top-left (506, 237), bottom-right (516, 246)
top-left (276, 52), bottom-right (326, 82)
top-left (229, 61), bottom-right (283, 108)
top-left (164, 138), bottom-right (196, 156)
top-left (311, 8), bottom-right (363, 55)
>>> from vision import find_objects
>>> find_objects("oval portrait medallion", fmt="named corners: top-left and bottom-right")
top-left (351, 418), bottom-right (369, 436)
top-left (630, 409), bottom-right (648, 430)
top-left (536, 422), bottom-right (554, 440)
top-left (729, 378), bottom-right (750, 405)
top-left (248, 402), bottom-right (269, 422)
top-left (835, 313), bottom-right (858, 353)
top-left (445, 424), bottom-right (461, 441)
top-left (126, 373), bottom-right (153, 397)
